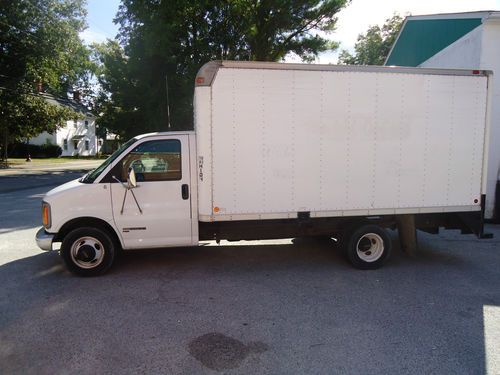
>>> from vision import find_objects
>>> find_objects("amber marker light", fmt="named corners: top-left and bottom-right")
top-left (213, 207), bottom-right (220, 213)
top-left (42, 202), bottom-right (51, 229)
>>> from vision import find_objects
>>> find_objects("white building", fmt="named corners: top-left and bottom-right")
top-left (385, 11), bottom-right (500, 220)
top-left (30, 93), bottom-right (100, 156)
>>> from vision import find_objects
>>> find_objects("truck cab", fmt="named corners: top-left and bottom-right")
top-left (36, 131), bottom-right (198, 276)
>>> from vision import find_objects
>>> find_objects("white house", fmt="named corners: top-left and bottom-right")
top-left (30, 93), bottom-right (100, 156)
top-left (385, 11), bottom-right (500, 220)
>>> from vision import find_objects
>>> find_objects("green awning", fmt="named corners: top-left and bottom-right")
top-left (386, 18), bottom-right (482, 67)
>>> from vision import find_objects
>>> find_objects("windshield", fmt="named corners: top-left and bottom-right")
top-left (81, 138), bottom-right (137, 183)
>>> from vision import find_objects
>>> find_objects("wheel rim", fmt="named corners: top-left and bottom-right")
top-left (70, 236), bottom-right (105, 269)
top-left (356, 233), bottom-right (385, 262)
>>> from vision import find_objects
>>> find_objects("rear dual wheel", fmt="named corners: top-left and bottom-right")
top-left (343, 224), bottom-right (392, 270)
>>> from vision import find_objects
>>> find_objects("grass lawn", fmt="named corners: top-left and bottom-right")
top-left (3, 157), bottom-right (106, 166)
top-left (6, 158), bottom-right (70, 165)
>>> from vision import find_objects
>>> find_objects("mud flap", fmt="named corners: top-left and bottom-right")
top-left (456, 195), bottom-right (493, 239)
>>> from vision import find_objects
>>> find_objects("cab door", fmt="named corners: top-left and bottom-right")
top-left (109, 135), bottom-right (192, 249)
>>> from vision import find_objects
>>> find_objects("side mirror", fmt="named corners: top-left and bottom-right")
top-left (127, 167), bottom-right (137, 188)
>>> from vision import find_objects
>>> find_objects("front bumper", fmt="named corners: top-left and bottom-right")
top-left (36, 228), bottom-right (55, 251)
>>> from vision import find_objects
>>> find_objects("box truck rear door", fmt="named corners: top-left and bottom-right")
top-left (109, 135), bottom-right (192, 249)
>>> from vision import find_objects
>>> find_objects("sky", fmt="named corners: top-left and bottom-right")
top-left (81, 0), bottom-right (500, 63)
top-left (80, 0), bottom-right (121, 44)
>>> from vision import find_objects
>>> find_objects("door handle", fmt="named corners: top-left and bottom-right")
top-left (181, 184), bottom-right (189, 200)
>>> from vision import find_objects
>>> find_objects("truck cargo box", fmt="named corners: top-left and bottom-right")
top-left (195, 61), bottom-right (491, 222)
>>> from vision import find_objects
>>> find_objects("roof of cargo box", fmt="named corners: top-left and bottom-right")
top-left (195, 60), bottom-right (491, 87)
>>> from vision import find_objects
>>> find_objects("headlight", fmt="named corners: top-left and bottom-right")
top-left (42, 202), bottom-right (51, 229)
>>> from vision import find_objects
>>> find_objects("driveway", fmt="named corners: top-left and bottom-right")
top-left (0, 168), bottom-right (499, 374)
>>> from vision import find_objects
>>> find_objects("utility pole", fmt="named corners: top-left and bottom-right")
top-left (165, 75), bottom-right (171, 129)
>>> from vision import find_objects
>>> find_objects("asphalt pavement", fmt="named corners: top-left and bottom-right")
top-left (0, 168), bottom-right (499, 374)
top-left (0, 160), bottom-right (101, 193)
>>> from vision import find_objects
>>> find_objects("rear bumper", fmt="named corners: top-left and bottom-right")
top-left (36, 228), bottom-right (55, 251)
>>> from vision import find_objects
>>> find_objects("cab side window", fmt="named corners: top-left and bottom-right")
top-left (119, 139), bottom-right (181, 182)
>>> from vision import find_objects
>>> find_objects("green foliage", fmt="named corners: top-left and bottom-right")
top-left (1, 89), bottom-right (77, 139)
top-left (9, 142), bottom-right (62, 158)
top-left (0, 0), bottom-right (93, 159)
top-left (338, 14), bottom-right (404, 65)
top-left (95, 0), bottom-right (349, 138)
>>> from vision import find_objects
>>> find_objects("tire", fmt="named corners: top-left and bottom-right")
top-left (344, 224), bottom-right (391, 270)
top-left (60, 227), bottom-right (116, 276)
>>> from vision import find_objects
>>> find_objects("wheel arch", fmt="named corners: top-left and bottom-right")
top-left (54, 217), bottom-right (122, 248)
top-left (339, 216), bottom-right (397, 235)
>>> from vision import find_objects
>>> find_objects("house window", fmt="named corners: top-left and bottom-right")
top-left (85, 120), bottom-right (89, 129)
top-left (85, 140), bottom-right (89, 151)
top-left (73, 140), bottom-right (78, 150)
top-left (63, 139), bottom-right (68, 151)
top-left (73, 119), bottom-right (77, 128)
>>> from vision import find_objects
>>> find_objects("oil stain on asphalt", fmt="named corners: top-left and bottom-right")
top-left (188, 332), bottom-right (269, 371)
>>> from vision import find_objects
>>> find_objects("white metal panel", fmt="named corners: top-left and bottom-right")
top-left (370, 73), bottom-right (405, 208)
top-left (194, 87), bottom-right (213, 217)
top-left (448, 76), bottom-right (487, 205)
top-left (229, 70), bottom-right (266, 212)
top-left (197, 66), bottom-right (488, 221)
top-left (346, 72), bottom-right (377, 209)
top-left (320, 71), bottom-right (351, 210)
top-left (481, 21), bottom-right (500, 218)
top-left (211, 69), bottom-right (264, 214)
top-left (199, 204), bottom-right (480, 222)
top-left (188, 134), bottom-right (199, 244)
top-left (290, 70), bottom-right (322, 211)
top-left (209, 69), bottom-right (233, 216)
top-left (418, 75), bottom-right (450, 206)
top-left (419, 21), bottom-right (499, 218)
top-left (259, 69), bottom-right (295, 212)
top-left (398, 75), bottom-right (427, 207)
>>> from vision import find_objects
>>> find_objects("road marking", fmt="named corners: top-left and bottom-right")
top-left (484, 305), bottom-right (500, 374)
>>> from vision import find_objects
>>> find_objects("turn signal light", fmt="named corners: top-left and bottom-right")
top-left (42, 202), bottom-right (51, 229)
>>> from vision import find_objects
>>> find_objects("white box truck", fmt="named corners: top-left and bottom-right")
top-left (36, 61), bottom-right (493, 276)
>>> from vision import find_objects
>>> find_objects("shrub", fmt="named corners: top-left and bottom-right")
top-left (8, 142), bottom-right (62, 158)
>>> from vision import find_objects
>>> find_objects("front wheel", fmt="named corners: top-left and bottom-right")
top-left (60, 227), bottom-right (116, 276)
top-left (345, 224), bottom-right (392, 270)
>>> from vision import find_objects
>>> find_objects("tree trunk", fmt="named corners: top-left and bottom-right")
top-left (2, 128), bottom-right (8, 162)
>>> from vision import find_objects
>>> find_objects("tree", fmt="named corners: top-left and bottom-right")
top-left (338, 14), bottom-right (404, 65)
top-left (91, 41), bottom-right (141, 141)
top-left (96, 0), bottom-right (350, 139)
top-left (0, 0), bottom-right (93, 160)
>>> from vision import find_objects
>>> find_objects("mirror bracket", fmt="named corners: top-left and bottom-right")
top-left (112, 171), bottom-right (143, 215)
